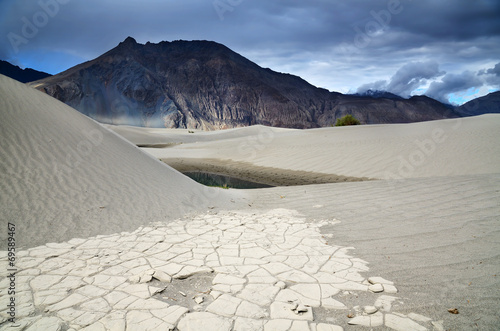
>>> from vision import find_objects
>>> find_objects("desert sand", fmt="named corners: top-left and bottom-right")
top-left (115, 115), bottom-right (500, 180)
top-left (1, 73), bottom-right (499, 330)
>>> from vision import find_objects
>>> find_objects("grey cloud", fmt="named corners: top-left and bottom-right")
top-left (425, 62), bottom-right (500, 104)
top-left (3, 0), bottom-right (498, 60)
top-left (386, 61), bottom-right (445, 97)
top-left (357, 61), bottom-right (444, 97)
top-left (479, 62), bottom-right (500, 77)
top-left (478, 62), bottom-right (500, 87)
top-left (359, 61), bottom-right (500, 105)
top-left (426, 71), bottom-right (484, 104)
top-left (486, 63), bottom-right (500, 76)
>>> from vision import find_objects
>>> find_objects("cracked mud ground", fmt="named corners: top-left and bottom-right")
top-left (1, 209), bottom-right (441, 331)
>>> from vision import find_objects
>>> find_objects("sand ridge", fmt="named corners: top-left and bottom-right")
top-left (0, 74), bottom-right (237, 250)
top-left (128, 115), bottom-right (500, 180)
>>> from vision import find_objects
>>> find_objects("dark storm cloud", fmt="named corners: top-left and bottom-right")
top-left (484, 63), bottom-right (500, 77)
top-left (357, 61), bottom-right (445, 97)
top-left (426, 71), bottom-right (484, 104)
top-left (387, 62), bottom-right (445, 96)
top-left (360, 61), bottom-right (500, 104)
top-left (425, 62), bottom-right (500, 104)
top-left (0, 0), bottom-right (499, 103)
top-left (479, 62), bottom-right (500, 86)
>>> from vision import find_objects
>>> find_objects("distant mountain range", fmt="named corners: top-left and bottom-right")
top-left (19, 37), bottom-right (498, 129)
top-left (456, 91), bottom-right (500, 116)
top-left (0, 60), bottom-right (51, 83)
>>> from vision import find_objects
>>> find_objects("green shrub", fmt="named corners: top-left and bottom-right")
top-left (335, 114), bottom-right (361, 126)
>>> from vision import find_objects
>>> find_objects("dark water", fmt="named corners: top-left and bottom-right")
top-left (183, 172), bottom-right (273, 189)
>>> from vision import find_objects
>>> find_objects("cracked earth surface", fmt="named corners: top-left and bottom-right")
top-left (1, 209), bottom-right (441, 330)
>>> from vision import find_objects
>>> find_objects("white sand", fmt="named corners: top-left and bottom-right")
top-left (114, 115), bottom-right (500, 180)
top-left (0, 74), bottom-right (236, 249)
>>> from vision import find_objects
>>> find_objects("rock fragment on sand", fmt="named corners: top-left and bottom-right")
top-left (128, 275), bottom-right (141, 283)
top-left (368, 283), bottom-right (384, 293)
top-left (275, 281), bottom-right (286, 289)
top-left (382, 284), bottom-right (398, 293)
top-left (210, 290), bottom-right (222, 300)
top-left (149, 286), bottom-right (166, 295)
top-left (348, 312), bottom-right (384, 327)
top-left (144, 269), bottom-right (155, 275)
top-left (368, 277), bottom-right (394, 285)
top-left (270, 302), bottom-right (313, 320)
top-left (139, 274), bottom-right (153, 283)
top-left (348, 315), bottom-right (371, 327)
top-left (295, 304), bottom-right (309, 314)
top-left (129, 269), bottom-right (171, 284)
top-left (364, 306), bottom-right (378, 314)
top-left (153, 270), bottom-right (172, 283)
top-left (321, 297), bottom-right (346, 310)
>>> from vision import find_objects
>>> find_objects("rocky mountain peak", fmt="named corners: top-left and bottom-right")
top-left (122, 36), bottom-right (137, 45)
top-left (28, 39), bottom-right (463, 129)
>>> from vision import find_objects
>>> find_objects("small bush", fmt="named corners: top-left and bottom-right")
top-left (335, 114), bottom-right (361, 126)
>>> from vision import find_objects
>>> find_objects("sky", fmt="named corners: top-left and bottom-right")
top-left (1, 0), bottom-right (499, 105)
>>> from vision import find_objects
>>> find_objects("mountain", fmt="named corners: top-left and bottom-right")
top-left (456, 91), bottom-right (500, 116)
top-left (0, 60), bottom-right (51, 83)
top-left (29, 37), bottom-right (460, 129)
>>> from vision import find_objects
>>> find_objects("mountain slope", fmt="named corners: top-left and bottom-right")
top-left (456, 91), bottom-right (500, 116)
top-left (29, 37), bottom-right (460, 129)
top-left (0, 60), bottom-right (51, 83)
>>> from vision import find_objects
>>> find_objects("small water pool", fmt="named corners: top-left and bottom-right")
top-left (183, 172), bottom-right (273, 189)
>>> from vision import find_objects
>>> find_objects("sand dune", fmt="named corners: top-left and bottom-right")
top-left (0, 75), bottom-right (235, 250)
top-left (106, 124), bottom-right (289, 146)
top-left (113, 115), bottom-right (500, 180)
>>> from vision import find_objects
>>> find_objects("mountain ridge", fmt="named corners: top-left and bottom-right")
top-left (456, 91), bottom-right (500, 116)
top-left (29, 37), bottom-right (462, 129)
top-left (0, 60), bottom-right (51, 83)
